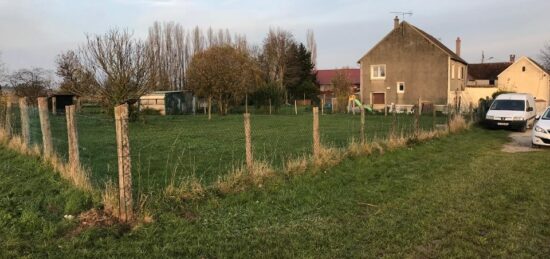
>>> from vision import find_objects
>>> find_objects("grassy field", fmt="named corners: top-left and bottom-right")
top-left (18, 106), bottom-right (447, 193)
top-left (1, 128), bottom-right (550, 257)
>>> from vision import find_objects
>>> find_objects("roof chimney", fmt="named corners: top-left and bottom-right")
top-left (455, 37), bottom-right (461, 57)
top-left (394, 16), bottom-right (399, 29)
top-left (509, 54), bottom-right (516, 63)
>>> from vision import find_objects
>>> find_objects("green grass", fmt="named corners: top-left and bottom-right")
top-left (2, 128), bottom-right (550, 257)
top-left (21, 106), bottom-right (446, 193)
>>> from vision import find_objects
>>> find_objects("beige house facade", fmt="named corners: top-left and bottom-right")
top-left (498, 56), bottom-right (550, 113)
top-left (358, 18), bottom-right (467, 112)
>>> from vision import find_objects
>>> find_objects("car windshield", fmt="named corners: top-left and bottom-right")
top-left (542, 109), bottom-right (550, 120)
top-left (490, 100), bottom-right (525, 111)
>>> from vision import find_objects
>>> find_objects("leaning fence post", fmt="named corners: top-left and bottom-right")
top-left (38, 97), bottom-right (54, 159)
top-left (312, 107), bottom-right (320, 159)
top-left (5, 100), bottom-right (12, 136)
top-left (243, 113), bottom-right (253, 172)
top-left (19, 98), bottom-right (30, 146)
top-left (66, 105), bottom-right (81, 176)
top-left (114, 103), bottom-right (133, 223)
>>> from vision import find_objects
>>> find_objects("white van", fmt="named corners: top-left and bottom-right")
top-left (485, 93), bottom-right (537, 131)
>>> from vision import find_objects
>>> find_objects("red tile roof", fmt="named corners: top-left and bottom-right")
top-left (316, 69), bottom-right (360, 86)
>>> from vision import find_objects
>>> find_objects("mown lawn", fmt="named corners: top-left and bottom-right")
top-left (1, 128), bottom-right (549, 257)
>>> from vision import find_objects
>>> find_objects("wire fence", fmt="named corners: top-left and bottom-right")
top-left (0, 96), bottom-right (472, 221)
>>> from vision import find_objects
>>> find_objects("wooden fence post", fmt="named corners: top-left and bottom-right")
top-left (415, 98), bottom-right (421, 135)
top-left (391, 103), bottom-right (397, 136)
top-left (66, 105), bottom-right (81, 176)
top-left (114, 103), bottom-right (133, 223)
top-left (360, 106), bottom-right (366, 143)
top-left (52, 96), bottom-right (57, 115)
top-left (5, 100), bottom-right (11, 136)
top-left (312, 107), bottom-right (320, 159)
top-left (269, 98), bottom-right (272, 115)
top-left (208, 96), bottom-right (212, 120)
top-left (447, 104), bottom-right (452, 132)
top-left (384, 92), bottom-right (388, 117)
top-left (294, 100), bottom-right (298, 115)
top-left (38, 97), bottom-right (53, 159)
top-left (321, 97), bottom-right (325, 116)
top-left (243, 113), bottom-right (253, 172)
top-left (19, 98), bottom-right (30, 146)
top-left (432, 104), bottom-right (437, 130)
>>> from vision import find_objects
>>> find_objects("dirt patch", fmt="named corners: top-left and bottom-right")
top-left (502, 131), bottom-right (540, 153)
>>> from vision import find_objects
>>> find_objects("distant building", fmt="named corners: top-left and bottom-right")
top-left (139, 91), bottom-right (193, 115)
top-left (358, 16), bottom-right (467, 112)
top-left (498, 56), bottom-right (550, 113)
top-left (316, 68), bottom-right (360, 103)
top-left (467, 57), bottom-right (514, 87)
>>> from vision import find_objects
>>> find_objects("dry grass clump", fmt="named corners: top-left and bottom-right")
top-left (313, 146), bottom-right (344, 168)
top-left (283, 155), bottom-right (309, 176)
top-left (49, 154), bottom-right (93, 192)
top-left (448, 115), bottom-right (469, 133)
top-left (165, 176), bottom-right (206, 201)
top-left (6, 136), bottom-right (40, 156)
top-left (216, 161), bottom-right (275, 195)
top-left (102, 180), bottom-right (120, 219)
top-left (385, 133), bottom-right (408, 151)
top-left (346, 139), bottom-right (373, 157)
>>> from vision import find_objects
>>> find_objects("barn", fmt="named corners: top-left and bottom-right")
top-left (139, 91), bottom-right (193, 115)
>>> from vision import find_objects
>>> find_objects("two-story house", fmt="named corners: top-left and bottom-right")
top-left (358, 17), bottom-right (468, 112)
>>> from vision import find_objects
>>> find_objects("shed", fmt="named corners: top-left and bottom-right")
top-left (139, 91), bottom-right (193, 115)
top-left (49, 92), bottom-right (78, 114)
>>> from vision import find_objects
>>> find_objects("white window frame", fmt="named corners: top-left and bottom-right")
top-left (396, 82), bottom-right (405, 93)
top-left (370, 64), bottom-right (386, 80)
top-left (458, 66), bottom-right (463, 79)
top-left (451, 64), bottom-right (455, 79)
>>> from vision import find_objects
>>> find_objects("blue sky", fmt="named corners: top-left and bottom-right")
top-left (0, 0), bottom-right (549, 71)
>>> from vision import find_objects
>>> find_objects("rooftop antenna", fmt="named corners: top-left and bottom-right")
top-left (390, 11), bottom-right (413, 21)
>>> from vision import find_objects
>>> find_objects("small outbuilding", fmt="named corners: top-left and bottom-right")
top-left (49, 92), bottom-right (78, 114)
top-left (139, 91), bottom-right (193, 115)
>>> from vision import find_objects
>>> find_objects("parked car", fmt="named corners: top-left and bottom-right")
top-left (485, 93), bottom-right (537, 131)
top-left (532, 106), bottom-right (550, 147)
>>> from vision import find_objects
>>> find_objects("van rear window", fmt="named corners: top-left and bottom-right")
top-left (490, 100), bottom-right (525, 111)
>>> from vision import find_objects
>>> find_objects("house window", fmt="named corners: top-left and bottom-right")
top-left (397, 82), bottom-right (405, 93)
top-left (451, 64), bottom-right (455, 79)
top-left (522, 66), bottom-right (526, 72)
top-left (371, 65), bottom-right (386, 80)
top-left (458, 67), bottom-right (464, 79)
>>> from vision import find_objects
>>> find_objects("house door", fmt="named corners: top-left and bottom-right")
top-left (372, 93), bottom-right (385, 105)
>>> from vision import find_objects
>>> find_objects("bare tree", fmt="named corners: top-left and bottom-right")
top-left (541, 42), bottom-right (550, 70)
top-left (186, 45), bottom-right (261, 115)
top-left (9, 68), bottom-right (52, 104)
top-left (56, 50), bottom-right (96, 95)
top-left (147, 21), bottom-right (187, 91)
top-left (331, 68), bottom-right (353, 113)
top-left (306, 29), bottom-right (317, 69)
top-left (79, 28), bottom-right (151, 110)
top-left (259, 28), bottom-right (295, 90)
